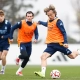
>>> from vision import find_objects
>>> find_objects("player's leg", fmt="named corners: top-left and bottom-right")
top-left (67, 51), bottom-right (79, 59)
top-left (34, 45), bottom-right (56, 77)
top-left (20, 45), bottom-right (31, 68)
top-left (16, 44), bottom-right (26, 76)
top-left (16, 57), bottom-right (29, 76)
top-left (0, 45), bottom-right (10, 74)
top-left (57, 44), bottom-right (79, 59)
top-left (16, 44), bottom-right (31, 76)
top-left (15, 58), bottom-right (20, 65)
top-left (0, 47), bottom-right (2, 60)
top-left (15, 44), bottom-right (28, 65)
top-left (0, 48), bottom-right (2, 73)
top-left (15, 50), bottom-right (28, 65)
top-left (0, 52), bottom-right (2, 60)
top-left (15, 51), bottom-right (27, 65)
top-left (34, 52), bottom-right (51, 77)
top-left (0, 50), bottom-right (8, 74)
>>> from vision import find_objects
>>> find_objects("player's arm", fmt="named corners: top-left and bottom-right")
top-left (34, 26), bottom-right (39, 43)
top-left (1, 22), bottom-right (11, 39)
top-left (38, 21), bottom-right (47, 27)
top-left (34, 26), bottom-right (39, 40)
top-left (10, 21), bottom-right (22, 39)
top-left (56, 19), bottom-right (68, 44)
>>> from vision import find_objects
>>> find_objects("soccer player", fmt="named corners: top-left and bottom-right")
top-left (34, 5), bottom-right (80, 78)
top-left (9, 11), bottom-right (39, 76)
top-left (0, 10), bottom-right (11, 74)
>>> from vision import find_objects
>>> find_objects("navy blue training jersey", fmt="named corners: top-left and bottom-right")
top-left (0, 19), bottom-right (11, 46)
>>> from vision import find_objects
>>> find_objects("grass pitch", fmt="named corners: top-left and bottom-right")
top-left (0, 65), bottom-right (80, 80)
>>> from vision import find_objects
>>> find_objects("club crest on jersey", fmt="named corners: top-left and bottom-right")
top-left (5, 26), bottom-right (7, 29)
top-left (48, 26), bottom-right (53, 31)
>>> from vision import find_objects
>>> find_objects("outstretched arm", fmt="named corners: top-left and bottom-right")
top-left (38, 21), bottom-right (47, 27)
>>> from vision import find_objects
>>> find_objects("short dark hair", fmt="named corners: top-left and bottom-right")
top-left (0, 10), bottom-right (4, 16)
top-left (26, 11), bottom-right (34, 16)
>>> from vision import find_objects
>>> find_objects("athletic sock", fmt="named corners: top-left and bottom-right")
top-left (16, 66), bottom-right (23, 73)
top-left (41, 67), bottom-right (46, 75)
top-left (1, 66), bottom-right (5, 72)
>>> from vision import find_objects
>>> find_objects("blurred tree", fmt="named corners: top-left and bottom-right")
top-left (0, 0), bottom-right (40, 43)
top-left (0, 0), bottom-right (39, 25)
top-left (71, 0), bottom-right (80, 42)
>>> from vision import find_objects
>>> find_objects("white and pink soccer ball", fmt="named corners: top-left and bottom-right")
top-left (50, 69), bottom-right (61, 79)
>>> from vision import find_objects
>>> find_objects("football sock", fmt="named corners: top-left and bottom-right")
top-left (1, 66), bottom-right (5, 71)
top-left (17, 66), bottom-right (23, 72)
top-left (41, 67), bottom-right (46, 75)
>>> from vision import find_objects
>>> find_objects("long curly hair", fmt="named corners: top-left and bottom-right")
top-left (44, 5), bottom-right (57, 16)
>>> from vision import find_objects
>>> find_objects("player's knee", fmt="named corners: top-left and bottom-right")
top-left (41, 55), bottom-right (46, 60)
top-left (21, 50), bottom-right (28, 58)
top-left (23, 54), bottom-right (28, 58)
top-left (1, 55), bottom-right (6, 60)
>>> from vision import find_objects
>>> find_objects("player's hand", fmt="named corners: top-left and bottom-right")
top-left (63, 44), bottom-right (68, 48)
top-left (37, 21), bottom-right (40, 25)
top-left (9, 39), bottom-right (13, 43)
top-left (33, 39), bottom-right (38, 43)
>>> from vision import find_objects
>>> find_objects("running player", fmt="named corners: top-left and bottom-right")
top-left (0, 10), bottom-right (11, 74)
top-left (10, 11), bottom-right (39, 76)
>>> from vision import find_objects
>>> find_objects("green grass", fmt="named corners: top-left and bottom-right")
top-left (0, 65), bottom-right (80, 80)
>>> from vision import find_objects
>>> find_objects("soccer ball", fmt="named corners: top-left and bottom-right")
top-left (50, 69), bottom-right (61, 79)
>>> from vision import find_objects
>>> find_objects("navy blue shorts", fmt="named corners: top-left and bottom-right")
top-left (44, 43), bottom-right (72, 55)
top-left (20, 42), bottom-right (32, 57)
top-left (0, 44), bottom-right (10, 52)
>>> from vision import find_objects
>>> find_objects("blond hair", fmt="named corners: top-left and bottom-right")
top-left (44, 5), bottom-right (57, 16)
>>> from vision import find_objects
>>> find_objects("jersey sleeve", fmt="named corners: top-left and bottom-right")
top-left (56, 19), bottom-right (68, 43)
top-left (34, 26), bottom-right (39, 40)
top-left (10, 21), bottom-right (22, 39)
top-left (38, 21), bottom-right (47, 27)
